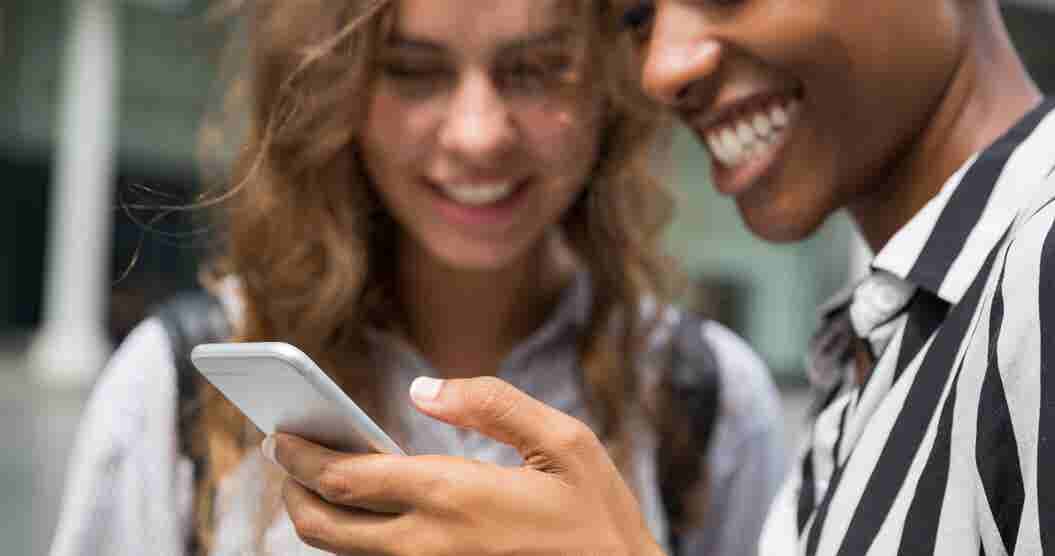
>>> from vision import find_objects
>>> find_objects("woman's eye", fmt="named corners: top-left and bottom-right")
top-left (379, 61), bottom-right (452, 96)
top-left (501, 58), bottom-right (571, 94)
top-left (504, 64), bottom-right (547, 91)
top-left (381, 63), bottom-right (446, 81)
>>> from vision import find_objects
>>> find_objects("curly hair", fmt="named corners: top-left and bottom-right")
top-left (191, 1), bottom-right (679, 551)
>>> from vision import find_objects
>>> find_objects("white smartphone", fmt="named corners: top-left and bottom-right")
top-left (190, 341), bottom-right (405, 455)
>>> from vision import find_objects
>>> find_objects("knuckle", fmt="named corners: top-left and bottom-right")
top-left (419, 469), bottom-right (457, 511)
top-left (474, 376), bottom-right (518, 424)
top-left (293, 517), bottom-right (330, 550)
top-left (285, 495), bottom-right (330, 548)
top-left (552, 419), bottom-right (600, 455)
top-left (316, 460), bottom-right (355, 503)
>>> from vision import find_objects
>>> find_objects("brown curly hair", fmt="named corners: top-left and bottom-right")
top-left (191, 0), bottom-right (679, 551)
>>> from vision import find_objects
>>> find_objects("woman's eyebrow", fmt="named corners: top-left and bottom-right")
top-left (385, 33), bottom-right (445, 53)
top-left (497, 28), bottom-right (573, 55)
top-left (385, 27), bottom-right (573, 56)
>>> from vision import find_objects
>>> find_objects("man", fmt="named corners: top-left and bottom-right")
top-left (632, 1), bottom-right (1053, 554)
top-left (266, 0), bottom-right (1054, 554)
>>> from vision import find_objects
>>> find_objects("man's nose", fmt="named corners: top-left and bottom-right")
top-left (439, 74), bottom-right (516, 162)
top-left (640, 14), bottom-right (722, 107)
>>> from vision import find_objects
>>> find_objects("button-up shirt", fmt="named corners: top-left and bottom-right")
top-left (49, 274), bottom-right (785, 556)
top-left (761, 98), bottom-right (1055, 555)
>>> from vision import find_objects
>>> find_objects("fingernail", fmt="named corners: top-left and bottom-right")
top-left (261, 435), bottom-right (277, 465)
top-left (410, 376), bottom-right (444, 402)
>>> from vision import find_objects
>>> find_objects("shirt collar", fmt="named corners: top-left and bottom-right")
top-left (366, 270), bottom-right (593, 376)
top-left (871, 98), bottom-right (1055, 305)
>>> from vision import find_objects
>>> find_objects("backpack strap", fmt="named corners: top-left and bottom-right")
top-left (151, 289), bottom-right (232, 555)
top-left (657, 310), bottom-right (722, 555)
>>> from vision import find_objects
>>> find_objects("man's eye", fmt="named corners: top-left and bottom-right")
top-left (621, 2), bottom-right (654, 43)
top-left (621, 2), bottom-right (654, 31)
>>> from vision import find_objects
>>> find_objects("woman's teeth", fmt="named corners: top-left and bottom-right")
top-left (437, 182), bottom-right (516, 206)
top-left (706, 98), bottom-right (799, 169)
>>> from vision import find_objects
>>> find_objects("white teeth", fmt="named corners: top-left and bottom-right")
top-left (437, 182), bottom-right (516, 206)
top-left (720, 128), bottom-right (743, 163)
top-left (706, 134), bottom-right (728, 163)
top-left (770, 104), bottom-right (789, 127)
top-left (736, 122), bottom-right (757, 145)
top-left (705, 98), bottom-right (800, 169)
top-left (752, 113), bottom-right (772, 137)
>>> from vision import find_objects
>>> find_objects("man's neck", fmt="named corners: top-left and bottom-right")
top-left (849, 2), bottom-right (1041, 253)
top-left (396, 234), bottom-right (575, 379)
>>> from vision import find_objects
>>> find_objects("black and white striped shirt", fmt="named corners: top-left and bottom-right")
top-left (761, 98), bottom-right (1055, 555)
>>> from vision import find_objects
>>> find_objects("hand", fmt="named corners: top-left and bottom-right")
top-left (263, 376), bottom-right (666, 556)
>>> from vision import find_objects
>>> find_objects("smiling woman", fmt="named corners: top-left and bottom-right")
top-left (360, 1), bottom-right (605, 273)
top-left (47, 1), bottom-right (785, 555)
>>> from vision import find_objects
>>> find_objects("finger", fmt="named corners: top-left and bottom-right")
top-left (408, 376), bottom-right (601, 472)
top-left (267, 433), bottom-right (478, 513)
top-left (283, 477), bottom-right (408, 556)
top-left (267, 433), bottom-right (412, 512)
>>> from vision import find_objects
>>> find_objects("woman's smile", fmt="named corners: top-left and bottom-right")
top-left (423, 176), bottom-right (532, 231)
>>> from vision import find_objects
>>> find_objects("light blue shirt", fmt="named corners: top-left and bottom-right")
top-left (50, 273), bottom-right (785, 556)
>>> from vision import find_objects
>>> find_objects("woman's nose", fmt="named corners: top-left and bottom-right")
top-left (439, 74), bottom-right (516, 162)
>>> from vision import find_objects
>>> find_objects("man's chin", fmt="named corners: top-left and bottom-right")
top-left (735, 201), bottom-right (828, 244)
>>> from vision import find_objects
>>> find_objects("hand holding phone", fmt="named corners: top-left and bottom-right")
top-left (190, 342), bottom-right (404, 455)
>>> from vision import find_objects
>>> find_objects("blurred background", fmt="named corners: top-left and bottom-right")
top-left (2, 0), bottom-right (1053, 554)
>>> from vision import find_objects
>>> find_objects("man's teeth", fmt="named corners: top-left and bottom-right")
top-left (437, 182), bottom-right (516, 206)
top-left (706, 99), bottom-right (799, 169)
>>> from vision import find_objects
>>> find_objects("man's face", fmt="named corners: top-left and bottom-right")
top-left (632, 0), bottom-right (964, 241)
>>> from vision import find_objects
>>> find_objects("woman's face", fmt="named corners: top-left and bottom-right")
top-left (634, 0), bottom-right (962, 242)
top-left (360, 0), bottom-right (604, 271)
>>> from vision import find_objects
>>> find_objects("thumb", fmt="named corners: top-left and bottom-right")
top-left (409, 376), bottom-right (598, 471)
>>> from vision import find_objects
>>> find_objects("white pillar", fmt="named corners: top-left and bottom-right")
top-left (27, 0), bottom-right (120, 389)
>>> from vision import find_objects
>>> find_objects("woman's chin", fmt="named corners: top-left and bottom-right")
top-left (426, 243), bottom-right (527, 274)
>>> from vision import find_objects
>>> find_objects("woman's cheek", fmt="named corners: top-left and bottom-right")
top-left (525, 102), bottom-right (603, 180)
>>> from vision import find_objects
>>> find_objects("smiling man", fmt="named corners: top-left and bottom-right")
top-left (632, 0), bottom-right (1055, 554)
top-left (262, 1), bottom-right (1055, 555)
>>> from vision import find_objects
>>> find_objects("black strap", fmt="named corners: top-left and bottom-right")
top-left (151, 289), bottom-right (231, 555)
top-left (658, 312), bottom-right (722, 555)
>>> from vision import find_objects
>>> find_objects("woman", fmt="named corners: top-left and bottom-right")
top-left (49, 1), bottom-right (785, 555)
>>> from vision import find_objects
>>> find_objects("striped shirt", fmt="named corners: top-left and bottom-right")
top-left (760, 98), bottom-right (1055, 556)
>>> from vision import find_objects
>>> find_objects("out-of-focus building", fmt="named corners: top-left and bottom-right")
top-left (1, 0), bottom-right (1053, 385)
top-left (3, 0), bottom-right (223, 377)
